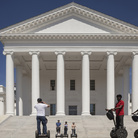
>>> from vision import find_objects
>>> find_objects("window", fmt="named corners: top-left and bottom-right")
top-left (50, 80), bottom-right (55, 91)
top-left (50, 104), bottom-right (56, 115)
top-left (70, 80), bottom-right (75, 90)
top-left (90, 104), bottom-right (95, 115)
top-left (90, 80), bottom-right (95, 90)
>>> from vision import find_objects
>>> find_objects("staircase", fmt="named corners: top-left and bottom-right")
top-left (0, 115), bottom-right (138, 138)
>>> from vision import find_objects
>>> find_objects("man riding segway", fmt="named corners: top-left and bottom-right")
top-left (56, 120), bottom-right (61, 136)
top-left (106, 94), bottom-right (128, 138)
top-left (34, 98), bottom-right (50, 137)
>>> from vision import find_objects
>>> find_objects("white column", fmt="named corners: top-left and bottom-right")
top-left (16, 66), bottom-right (23, 116)
top-left (123, 66), bottom-right (130, 115)
top-left (55, 51), bottom-right (65, 116)
top-left (132, 52), bottom-right (138, 112)
top-left (29, 51), bottom-right (40, 115)
top-left (3, 51), bottom-right (14, 115)
top-left (107, 52), bottom-right (117, 109)
top-left (81, 51), bottom-right (91, 116)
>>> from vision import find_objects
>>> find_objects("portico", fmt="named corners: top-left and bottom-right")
top-left (0, 3), bottom-right (138, 116)
top-left (1, 49), bottom-right (135, 116)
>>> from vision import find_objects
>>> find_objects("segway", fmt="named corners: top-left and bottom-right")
top-left (63, 126), bottom-right (68, 138)
top-left (71, 129), bottom-right (77, 138)
top-left (55, 134), bottom-right (63, 138)
top-left (71, 134), bottom-right (77, 138)
top-left (55, 127), bottom-right (63, 138)
top-left (55, 134), bottom-right (68, 138)
top-left (56, 134), bottom-right (68, 138)
top-left (132, 113), bottom-right (138, 138)
top-left (106, 110), bottom-right (128, 138)
top-left (55, 128), bottom-right (68, 138)
top-left (35, 130), bottom-right (50, 138)
top-left (62, 134), bottom-right (68, 138)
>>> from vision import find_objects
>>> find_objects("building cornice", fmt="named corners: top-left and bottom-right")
top-left (3, 45), bottom-right (138, 53)
top-left (1, 34), bottom-right (138, 41)
top-left (0, 3), bottom-right (138, 35)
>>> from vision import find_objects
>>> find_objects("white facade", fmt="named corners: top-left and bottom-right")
top-left (0, 3), bottom-right (138, 116)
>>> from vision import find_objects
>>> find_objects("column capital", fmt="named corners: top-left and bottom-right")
top-left (81, 51), bottom-right (91, 56)
top-left (55, 51), bottom-right (66, 56)
top-left (132, 51), bottom-right (138, 56)
top-left (3, 51), bottom-right (14, 55)
top-left (29, 51), bottom-right (40, 55)
top-left (107, 51), bottom-right (117, 56)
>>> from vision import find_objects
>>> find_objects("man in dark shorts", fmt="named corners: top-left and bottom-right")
top-left (106, 94), bottom-right (124, 129)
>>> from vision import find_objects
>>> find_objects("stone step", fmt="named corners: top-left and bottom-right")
top-left (0, 116), bottom-right (138, 138)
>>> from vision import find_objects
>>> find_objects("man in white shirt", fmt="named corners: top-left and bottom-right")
top-left (34, 98), bottom-right (50, 136)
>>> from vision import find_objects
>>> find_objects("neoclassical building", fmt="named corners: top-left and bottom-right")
top-left (0, 3), bottom-right (138, 116)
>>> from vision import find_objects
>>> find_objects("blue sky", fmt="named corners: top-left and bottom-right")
top-left (0, 0), bottom-right (138, 87)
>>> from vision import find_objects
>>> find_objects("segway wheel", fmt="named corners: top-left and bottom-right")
top-left (35, 130), bottom-right (38, 138)
top-left (110, 130), bottom-right (117, 138)
top-left (47, 130), bottom-right (50, 138)
top-left (116, 128), bottom-right (128, 138)
top-left (134, 129), bottom-right (138, 138)
top-left (71, 134), bottom-right (77, 138)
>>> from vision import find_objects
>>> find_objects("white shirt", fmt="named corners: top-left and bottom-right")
top-left (34, 103), bottom-right (48, 116)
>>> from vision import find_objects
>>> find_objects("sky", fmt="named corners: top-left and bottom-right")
top-left (0, 0), bottom-right (138, 87)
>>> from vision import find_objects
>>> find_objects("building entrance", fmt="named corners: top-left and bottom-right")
top-left (69, 106), bottom-right (77, 115)
top-left (90, 104), bottom-right (95, 115)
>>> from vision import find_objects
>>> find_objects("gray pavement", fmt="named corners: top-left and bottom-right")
top-left (0, 115), bottom-right (138, 138)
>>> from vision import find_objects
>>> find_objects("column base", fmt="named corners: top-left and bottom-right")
top-left (56, 112), bottom-right (65, 116)
top-left (30, 112), bottom-right (37, 116)
top-left (81, 112), bottom-right (91, 116)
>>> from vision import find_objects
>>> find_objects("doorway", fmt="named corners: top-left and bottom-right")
top-left (69, 106), bottom-right (77, 115)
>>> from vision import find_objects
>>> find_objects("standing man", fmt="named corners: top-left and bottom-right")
top-left (56, 120), bottom-right (61, 135)
top-left (106, 94), bottom-right (124, 129)
top-left (34, 98), bottom-right (50, 136)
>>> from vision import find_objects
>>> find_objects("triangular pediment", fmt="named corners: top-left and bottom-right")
top-left (33, 17), bottom-right (112, 34)
top-left (0, 2), bottom-right (138, 36)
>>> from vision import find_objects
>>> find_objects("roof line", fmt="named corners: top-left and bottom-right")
top-left (0, 2), bottom-right (138, 34)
